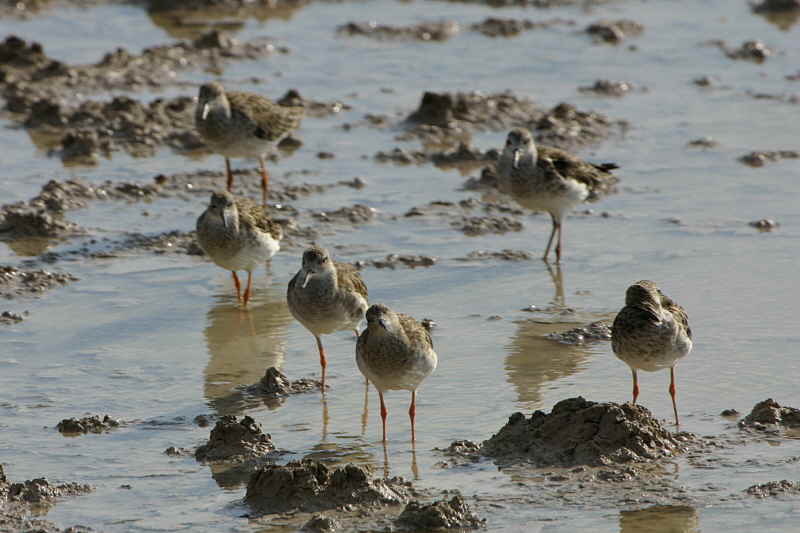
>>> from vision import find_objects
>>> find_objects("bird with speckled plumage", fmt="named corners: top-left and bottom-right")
top-left (497, 127), bottom-right (617, 262)
top-left (196, 191), bottom-right (282, 307)
top-left (196, 82), bottom-right (304, 207)
top-left (356, 304), bottom-right (437, 442)
top-left (611, 280), bottom-right (693, 426)
top-left (287, 246), bottom-right (368, 390)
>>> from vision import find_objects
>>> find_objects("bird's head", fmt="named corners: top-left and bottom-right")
top-left (299, 246), bottom-right (334, 288)
top-left (625, 280), bottom-right (663, 309)
top-left (206, 191), bottom-right (237, 230)
top-left (503, 127), bottom-right (537, 169)
top-left (197, 82), bottom-right (228, 120)
top-left (365, 303), bottom-right (400, 334)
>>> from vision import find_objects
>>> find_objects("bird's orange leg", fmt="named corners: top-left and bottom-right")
top-left (669, 367), bottom-right (679, 427)
top-left (259, 156), bottom-right (270, 207)
top-left (379, 390), bottom-right (388, 442)
top-left (225, 158), bottom-right (234, 192)
top-left (231, 271), bottom-right (242, 302)
top-left (242, 271), bottom-right (253, 307)
top-left (409, 390), bottom-right (417, 442)
top-left (631, 368), bottom-right (640, 405)
top-left (315, 335), bottom-right (327, 391)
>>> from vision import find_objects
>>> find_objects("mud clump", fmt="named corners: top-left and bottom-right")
top-left (244, 367), bottom-right (322, 400)
top-left (0, 205), bottom-right (81, 238)
top-left (578, 80), bottom-right (636, 97)
top-left (115, 230), bottom-right (203, 256)
top-left (374, 147), bottom-right (429, 165)
top-left (337, 21), bottom-right (460, 41)
top-left (195, 415), bottom-right (276, 462)
top-left (455, 249), bottom-right (532, 262)
top-left (396, 495), bottom-right (484, 530)
top-left (312, 204), bottom-right (376, 224)
top-left (749, 218), bottom-right (779, 231)
top-left (403, 91), bottom-right (621, 152)
top-left (455, 216), bottom-right (523, 236)
top-left (276, 89), bottom-right (351, 118)
top-left (586, 20), bottom-right (644, 44)
top-left (738, 150), bottom-right (799, 167)
top-left (0, 266), bottom-right (77, 299)
top-left (686, 137), bottom-right (719, 149)
top-left (245, 460), bottom-right (411, 514)
top-left (6, 478), bottom-right (92, 505)
top-left (739, 399), bottom-right (800, 431)
top-left (711, 39), bottom-right (773, 62)
top-left (0, 310), bottom-right (27, 324)
top-left (470, 17), bottom-right (574, 38)
top-left (546, 321), bottom-right (612, 345)
top-left (353, 254), bottom-right (437, 269)
top-left (56, 414), bottom-right (121, 435)
top-left (745, 480), bottom-right (800, 498)
top-left (302, 514), bottom-right (341, 531)
top-left (482, 397), bottom-right (690, 466)
top-left (751, 0), bottom-right (800, 12)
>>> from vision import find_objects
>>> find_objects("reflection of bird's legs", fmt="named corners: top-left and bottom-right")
top-left (545, 261), bottom-right (565, 307)
top-left (225, 157), bottom-right (234, 192)
top-left (411, 442), bottom-right (420, 481)
top-left (409, 390), bottom-right (417, 442)
top-left (361, 380), bottom-right (369, 436)
top-left (542, 212), bottom-right (559, 263)
top-left (231, 271), bottom-right (242, 302)
top-left (669, 367), bottom-right (680, 427)
top-left (321, 396), bottom-right (330, 441)
top-left (382, 440), bottom-right (390, 479)
top-left (315, 335), bottom-right (327, 391)
top-left (258, 156), bottom-right (270, 207)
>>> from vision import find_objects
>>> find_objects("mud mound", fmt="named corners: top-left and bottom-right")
top-left (302, 514), bottom-right (340, 531)
top-left (454, 216), bottom-right (523, 236)
top-left (746, 480), bottom-right (800, 498)
top-left (586, 20), bottom-right (644, 44)
top-left (0, 266), bottom-right (77, 299)
top-left (276, 89), bottom-right (351, 118)
top-left (470, 17), bottom-right (574, 38)
top-left (738, 150), bottom-right (799, 167)
top-left (396, 495), bottom-right (484, 530)
top-left (352, 254), bottom-right (437, 269)
top-left (313, 204), bottom-right (376, 225)
top-left (56, 415), bottom-right (121, 435)
top-left (0, 205), bottom-right (81, 238)
top-left (338, 21), bottom-right (460, 41)
top-left (244, 367), bottom-right (322, 398)
top-left (0, 310), bottom-right (27, 324)
top-left (455, 249), bottom-right (532, 262)
top-left (545, 321), bottom-right (612, 345)
top-left (739, 399), bottom-right (800, 431)
top-left (245, 460), bottom-right (411, 514)
top-left (482, 397), bottom-right (689, 466)
top-left (195, 415), bottom-right (276, 462)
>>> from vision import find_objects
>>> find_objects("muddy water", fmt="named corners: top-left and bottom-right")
top-left (1, 0), bottom-right (800, 531)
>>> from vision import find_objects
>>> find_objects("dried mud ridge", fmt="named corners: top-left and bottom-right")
top-left (243, 367), bottom-right (322, 401)
top-left (749, 218), bottom-right (779, 231)
top-left (56, 414), bottom-right (122, 435)
top-left (396, 494), bottom-right (485, 530)
top-left (337, 21), bottom-right (460, 41)
top-left (455, 249), bottom-right (533, 261)
top-left (0, 32), bottom-right (284, 99)
top-left (578, 79), bottom-right (638, 97)
top-left (375, 143), bottom-right (498, 168)
top-left (0, 310), bottom-right (27, 324)
top-left (0, 265), bottom-right (77, 299)
top-left (478, 397), bottom-right (693, 467)
top-left (709, 39), bottom-right (774, 62)
top-left (352, 254), bottom-right (438, 270)
top-left (1, 464), bottom-right (92, 533)
top-left (471, 17), bottom-right (575, 38)
top-left (545, 321), bottom-right (612, 345)
top-left (746, 480), bottom-right (800, 498)
top-left (195, 415), bottom-right (277, 463)
top-left (245, 460), bottom-right (413, 514)
top-left (401, 91), bottom-right (624, 153)
top-left (751, 0), bottom-right (800, 12)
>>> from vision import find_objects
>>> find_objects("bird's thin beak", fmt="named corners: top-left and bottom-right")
top-left (301, 270), bottom-right (313, 288)
top-left (377, 318), bottom-right (387, 330)
top-left (222, 209), bottom-right (233, 230)
top-left (201, 102), bottom-right (210, 120)
top-left (512, 149), bottom-right (520, 170)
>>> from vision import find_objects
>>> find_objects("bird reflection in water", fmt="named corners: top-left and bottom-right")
top-left (619, 505), bottom-right (699, 533)
top-left (202, 283), bottom-right (293, 416)
top-left (505, 264), bottom-right (611, 408)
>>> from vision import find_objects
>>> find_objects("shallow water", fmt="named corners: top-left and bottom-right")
top-left (1, 0), bottom-right (800, 531)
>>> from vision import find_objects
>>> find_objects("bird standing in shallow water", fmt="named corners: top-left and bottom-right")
top-left (611, 280), bottom-right (693, 426)
top-left (356, 304), bottom-right (437, 442)
top-left (195, 82), bottom-right (304, 207)
top-left (287, 246), bottom-right (368, 389)
top-left (496, 127), bottom-right (617, 263)
top-left (196, 191), bottom-right (282, 307)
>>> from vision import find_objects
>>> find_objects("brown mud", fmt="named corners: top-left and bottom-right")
top-left (545, 321), bottom-right (612, 345)
top-left (480, 397), bottom-right (694, 466)
top-left (578, 80), bottom-right (638, 97)
top-left (0, 265), bottom-right (77, 298)
top-left (195, 415), bottom-right (277, 463)
top-left (351, 254), bottom-right (437, 269)
top-left (56, 414), bottom-right (122, 435)
top-left (470, 17), bottom-right (574, 38)
top-left (396, 494), bottom-right (484, 531)
top-left (585, 20), bottom-right (644, 44)
top-left (709, 39), bottom-right (774, 62)
top-left (748, 218), bottom-right (779, 231)
top-left (738, 150), bottom-right (799, 167)
top-left (745, 480), bottom-right (800, 498)
top-left (454, 249), bottom-right (532, 262)
top-left (0, 310), bottom-right (27, 324)
top-left (242, 367), bottom-right (322, 407)
top-left (739, 399), bottom-right (800, 431)
top-left (244, 460), bottom-right (413, 514)
top-left (337, 21), bottom-right (460, 42)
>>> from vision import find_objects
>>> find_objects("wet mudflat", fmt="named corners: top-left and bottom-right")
top-left (1, 0), bottom-right (800, 531)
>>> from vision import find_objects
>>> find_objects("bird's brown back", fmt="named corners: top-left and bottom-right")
top-left (538, 145), bottom-right (618, 199)
top-left (227, 91), bottom-right (304, 141)
top-left (334, 262), bottom-right (368, 300)
top-left (398, 313), bottom-right (434, 351)
top-left (235, 196), bottom-right (282, 240)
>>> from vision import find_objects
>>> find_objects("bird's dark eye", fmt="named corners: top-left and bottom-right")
top-left (321, 256), bottom-right (328, 263)
top-left (506, 139), bottom-right (512, 146)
